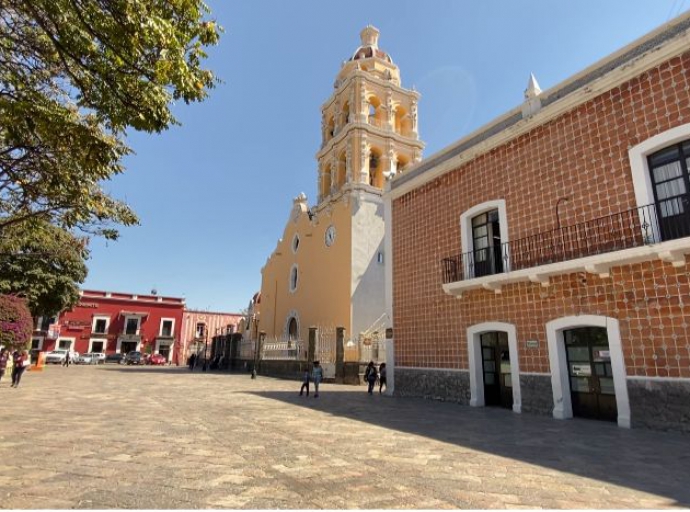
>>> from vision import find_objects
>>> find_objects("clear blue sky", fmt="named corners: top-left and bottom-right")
top-left (83, 0), bottom-right (689, 312)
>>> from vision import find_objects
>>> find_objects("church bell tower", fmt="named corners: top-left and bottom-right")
top-left (315, 26), bottom-right (424, 204)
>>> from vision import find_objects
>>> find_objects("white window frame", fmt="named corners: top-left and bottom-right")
top-left (31, 336), bottom-right (44, 351)
top-left (92, 315), bottom-right (110, 335)
top-left (88, 338), bottom-right (107, 353)
top-left (629, 123), bottom-right (690, 244)
top-left (460, 199), bottom-right (509, 277)
top-left (159, 318), bottom-right (175, 338)
top-left (123, 315), bottom-right (141, 336)
top-left (56, 337), bottom-right (75, 352)
top-left (195, 322), bottom-right (206, 339)
top-left (629, 122), bottom-right (690, 209)
top-left (289, 264), bottom-right (299, 293)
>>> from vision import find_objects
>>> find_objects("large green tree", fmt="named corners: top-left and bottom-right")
top-left (0, 219), bottom-right (87, 315)
top-left (0, 0), bottom-right (221, 239)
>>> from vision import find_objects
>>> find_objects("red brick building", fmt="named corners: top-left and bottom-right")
top-left (386, 14), bottom-right (690, 432)
top-left (33, 290), bottom-right (185, 363)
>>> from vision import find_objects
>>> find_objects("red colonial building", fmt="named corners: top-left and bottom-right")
top-left (33, 290), bottom-right (185, 363)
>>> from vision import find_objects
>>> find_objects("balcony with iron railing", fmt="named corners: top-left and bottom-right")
top-left (441, 197), bottom-right (690, 296)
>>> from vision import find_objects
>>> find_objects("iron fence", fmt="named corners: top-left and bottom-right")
top-left (440, 200), bottom-right (685, 284)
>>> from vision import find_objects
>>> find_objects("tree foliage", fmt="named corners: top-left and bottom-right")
top-left (0, 219), bottom-right (88, 315)
top-left (0, 294), bottom-right (32, 350)
top-left (0, 0), bottom-right (221, 239)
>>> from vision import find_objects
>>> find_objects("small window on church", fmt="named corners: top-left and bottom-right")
top-left (289, 264), bottom-right (299, 293)
top-left (292, 234), bottom-right (300, 253)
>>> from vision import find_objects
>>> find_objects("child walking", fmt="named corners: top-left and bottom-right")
top-left (299, 367), bottom-right (310, 396)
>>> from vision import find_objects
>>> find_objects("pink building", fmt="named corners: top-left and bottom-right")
top-left (180, 310), bottom-right (243, 361)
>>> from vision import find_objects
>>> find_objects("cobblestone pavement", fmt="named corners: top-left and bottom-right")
top-left (1, 366), bottom-right (689, 509)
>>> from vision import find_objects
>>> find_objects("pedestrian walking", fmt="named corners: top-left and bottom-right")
top-left (11, 350), bottom-right (28, 388)
top-left (0, 348), bottom-right (9, 385)
top-left (365, 361), bottom-right (377, 395)
top-left (63, 350), bottom-right (71, 367)
top-left (188, 353), bottom-right (196, 371)
top-left (378, 362), bottom-right (387, 394)
top-left (299, 367), bottom-right (310, 396)
top-left (311, 361), bottom-right (323, 398)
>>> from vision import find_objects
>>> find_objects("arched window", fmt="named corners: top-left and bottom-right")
top-left (289, 264), bottom-right (298, 293)
top-left (288, 317), bottom-right (298, 341)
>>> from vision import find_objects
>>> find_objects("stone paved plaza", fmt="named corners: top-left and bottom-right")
top-left (1, 366), bottom-right (689, 509)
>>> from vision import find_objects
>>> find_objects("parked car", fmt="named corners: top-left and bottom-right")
top-left (44, 350), bottom-right (79, 364)
top-left (148, 354), bottom-right (167, 366)
top-left (124, 351), bottom-right (143, 365)
top-left (105, 353), bottom-right (126, 364)
top-left (91, 352), bottom-right (106, 364)
top-left (76, 353), bottom-right (95, 365)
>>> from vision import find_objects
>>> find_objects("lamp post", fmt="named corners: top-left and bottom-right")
top-left (202, 326), bottom-right (208, 372)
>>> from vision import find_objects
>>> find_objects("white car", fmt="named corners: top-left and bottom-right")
top-left (91, 352), bottom-right (106, 364)
top-left (44, 350), bottom-right (79, 364)
top-left (76, 353), bottom-right (94, 364)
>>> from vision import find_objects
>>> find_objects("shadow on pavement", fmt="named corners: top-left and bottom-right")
top-left (245, 388), bottom-right (690, 507)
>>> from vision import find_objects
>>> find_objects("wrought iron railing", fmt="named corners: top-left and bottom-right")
top-left (441, 199), bottom-right (689, 284)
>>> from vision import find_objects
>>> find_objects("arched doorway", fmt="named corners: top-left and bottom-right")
top-left (287, 317), bottom-right (298, 341)
top-left (546, 315), bottom-right (630, 428)
top-left (467, 322), bottom-right (522, 413)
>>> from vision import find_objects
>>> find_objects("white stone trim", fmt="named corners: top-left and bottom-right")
top-left (395, 366), bottom-right (469, 373)
top-left (284, 310), bottom-right (301, 341)
top-left (629, 122), bottom-right (690, 211)
top-left (460, 200), bottom-right (509, 278)
top-left (87, 338), bottom-right (107, 353)
top-left (91, 315), bottom-right (110, 335)
top-left (519, 371), bottom-right (551, 376)
top-left (443, 236), bottom-right (690, 297)
top-left (159, 317), bottom-right (175, 338)
top-left (154, 338), bottom-right (174, 362)
top-left (627, 375), bottom-right (690, 382)
top-left (383, 183), bottom-right (395, 396)
top-left (467, 322), bottom-right (522, 413)
top-left (123, 315), bottom-right (141, 335)
top-left (546, 315), bottom-right (630, 428)
top-left (56, 337), bottom-right (76, 352)
top-left (31, 336), bottom-right (44, 351)
top-left (115, 337), bottom-right (141, 354)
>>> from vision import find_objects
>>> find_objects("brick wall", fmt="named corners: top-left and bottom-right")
top-left (392, 52), bottom-right (690, 379)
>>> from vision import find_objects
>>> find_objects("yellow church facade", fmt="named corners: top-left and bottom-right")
top-left (259, 26), bottom-right (424, 350)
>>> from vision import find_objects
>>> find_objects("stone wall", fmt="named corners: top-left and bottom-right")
top-left (519, 374), bottom-right (553, 416)
top-left (627, 378), bottom-right (690, 433)
top-left (395, 368), bottom-right (470, 404)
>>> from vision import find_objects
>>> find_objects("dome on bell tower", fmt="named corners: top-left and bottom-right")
top-left (350, 25), bottom-right (393, 64)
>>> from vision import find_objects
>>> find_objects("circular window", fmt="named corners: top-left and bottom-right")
top-left (292, 233), bottom-right (300, 253)
top-left (289, 264), bottom-right (298, 293)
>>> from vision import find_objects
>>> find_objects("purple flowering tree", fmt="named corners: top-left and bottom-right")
top-left (0, 295), bottom-right (32, 350)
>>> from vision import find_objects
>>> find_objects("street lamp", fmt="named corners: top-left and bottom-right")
top-left (202, 326), bottom-right (208, 372)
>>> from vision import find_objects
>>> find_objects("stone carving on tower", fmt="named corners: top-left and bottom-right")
top-left (315, 25), bottom-right (425, 205)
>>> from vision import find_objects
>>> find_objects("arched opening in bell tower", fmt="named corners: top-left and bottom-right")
top-left (321, 164), bottom-right (332, 199)
top-left (394, 106), bottom-right (412, 137)
top-left (368, 148), bottom-right (383, 188)
top-left (340, 101), bottom-right (350, 128)
top-left (336, 151), bottom-right (347, 189)
top-left (396, 154), bottom-right (410, 174)
top-left (367, 96), bottom-right (386, 129)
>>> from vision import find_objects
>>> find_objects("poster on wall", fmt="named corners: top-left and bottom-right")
top-left (47, 324), bottom-right (60, 339)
